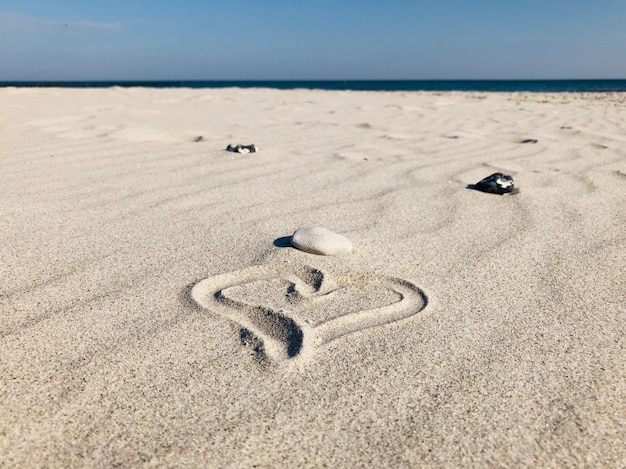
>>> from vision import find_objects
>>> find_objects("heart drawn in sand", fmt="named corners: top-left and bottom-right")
top-left (191, 264), bottom-right (428, 362)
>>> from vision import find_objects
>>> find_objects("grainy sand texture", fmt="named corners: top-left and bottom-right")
top-left (1, 87), bottom-right (625, 467)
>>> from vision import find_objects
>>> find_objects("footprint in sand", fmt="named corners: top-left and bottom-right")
top-left (190, 264), bottom-right (428, 363)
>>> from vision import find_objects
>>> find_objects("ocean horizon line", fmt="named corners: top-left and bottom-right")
top-left (2, 78), bottom-right (626, 92)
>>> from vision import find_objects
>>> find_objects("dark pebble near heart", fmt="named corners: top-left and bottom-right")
top-left (467, 172), bottom-right (517, 195)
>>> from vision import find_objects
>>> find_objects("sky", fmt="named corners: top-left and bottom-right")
top-left (1, 0), bottom-right (625, 81)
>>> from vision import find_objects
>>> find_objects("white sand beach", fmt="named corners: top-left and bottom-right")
top-left (1, 87), bottom-right (624, 467)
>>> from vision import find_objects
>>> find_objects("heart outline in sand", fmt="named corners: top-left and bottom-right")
top-left (191, 264), bottom-right (428, 362)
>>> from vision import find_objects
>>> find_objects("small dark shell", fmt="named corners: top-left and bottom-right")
top-left (471, 172), bottom-right (516, 195)
top-left (226, 144), bottom-right (257, 153)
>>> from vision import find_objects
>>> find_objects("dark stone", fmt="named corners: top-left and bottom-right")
top-left (468, 172), bottom-right (517, 195)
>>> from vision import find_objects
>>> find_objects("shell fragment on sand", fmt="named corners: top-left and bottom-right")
top-left (291, 226), bottom-right (353, 256)
top-left (226, 144), bottom-right (258, 153)
top-left (472, 172), bottom-right (516, 195)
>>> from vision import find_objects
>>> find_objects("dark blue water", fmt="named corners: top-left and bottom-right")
top-left (1, 80), bottom-right (626, 92)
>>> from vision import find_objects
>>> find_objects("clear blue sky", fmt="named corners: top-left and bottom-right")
top-left (1, 0), bottom-right (625, 81)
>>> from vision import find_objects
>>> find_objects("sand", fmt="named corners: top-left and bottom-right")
top-left (0, 87), bottom-right (624, 467)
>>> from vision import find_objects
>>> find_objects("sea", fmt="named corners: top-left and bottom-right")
top-left (1, 80), bottom-right (626, 92)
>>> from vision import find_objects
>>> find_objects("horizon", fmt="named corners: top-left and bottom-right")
top-left (1, 1), bottom-right (626, 81)
top-left (3, 78), bottom-right (626, 83)
top-left (3, 78), bottom-right (626, 94)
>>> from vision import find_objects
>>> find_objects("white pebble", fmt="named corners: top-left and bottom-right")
top-left (291, 226), bottom-right (352, 256)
